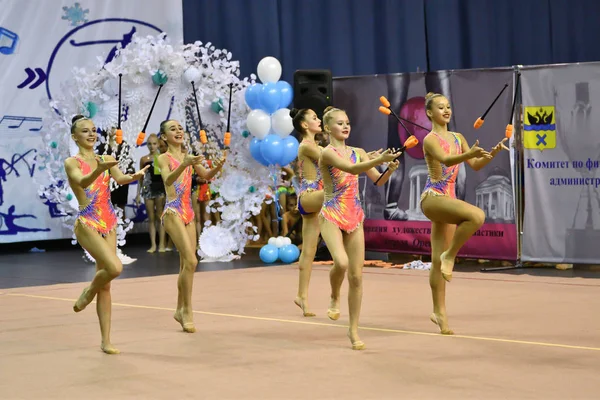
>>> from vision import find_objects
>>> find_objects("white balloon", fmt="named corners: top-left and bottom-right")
top-left (257, 56), bottom-right (282, 83)
top-left (268, 237), bottom-right (277, 246)
top-left (274, 237), bottom-right (286, 248)
top-left (282, 237), bottom-right (292, 246)
top-left (246, 109), bottom-right (271, 140)
top-left (183, 66), bottom-right (201, 84)
top-left (102, 79), bottom-right (118, 96)
top-left (271, 108), bottom-right (294, 138)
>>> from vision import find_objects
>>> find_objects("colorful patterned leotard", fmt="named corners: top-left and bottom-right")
top-left (74, 155), bottom-right (118, 236)
top-left (296, 141), bottom-right (323, 215)
top-left (319, 146), bottom-right (365, 233)
top-left (420, 132), bottom-right (462, 204)
top-left (161, 152), bottom-right (195, 225)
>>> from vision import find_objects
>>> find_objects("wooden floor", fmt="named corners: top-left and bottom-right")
top-left (1, 244), bottom-right (599, 399)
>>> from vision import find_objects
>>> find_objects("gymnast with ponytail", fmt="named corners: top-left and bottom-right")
top-left (318, 106), bottom-right (401, 350)
top-left (66, 115), bottom-right (149, 354)
top-left (289, 107), bottom-right (326, 317)
top-left (420, 92), bottom-right (508, 335)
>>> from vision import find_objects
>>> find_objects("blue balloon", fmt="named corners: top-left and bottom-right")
top-left (260, 134), bottom-right (283, 165)
top-left (245, 83), bottom-right (263, 110)
top-left (279, 135), bottom-right (299, 166)
top-left (260, 82), bottom-right (282, 114)
top-left (260, 244), bottom-right (279, 263)
top-left (276, 81), bottom-right (294, 109)
top-left (279, 244), bottom-right (300, 263)
top-left (249, 137), bottom-right (269, 166)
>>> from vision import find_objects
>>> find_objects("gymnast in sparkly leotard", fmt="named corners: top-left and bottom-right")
top-left (73, 154), bottom-right (118, 236)
top-left (318, 106), bottom-right (401, 350)
top-left (288, 108), bottom-right (325, 317)
top-left (65, 115), bottom-right (148, 354)
top-left (420, 92), bottom-right (509, 335)
top-left (156, 119), bottom-right (226, 333)
top-left (320, 146), bottom-right (365, 233)
top-left (420, 131), bottom-right (462, 201)
top-left (162, 152), bottom-right (195, 226)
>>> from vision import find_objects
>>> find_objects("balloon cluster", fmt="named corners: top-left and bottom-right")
top-left (245, 56), bottom-right (299, 167)
top-left (259, 236), bottom-right (300, 264)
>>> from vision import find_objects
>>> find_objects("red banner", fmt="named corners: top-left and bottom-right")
top-left (364, 220), bottom-right (517, 260)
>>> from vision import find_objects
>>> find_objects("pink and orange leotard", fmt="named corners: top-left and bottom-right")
top-left (420, 132), bottom-right (462, 203)
top-left (319, 145), bottom-right (364, 233)
top-left (161, 152), bottom-right (195, 225)
top-left (74, 155), bottom-right (118, 236)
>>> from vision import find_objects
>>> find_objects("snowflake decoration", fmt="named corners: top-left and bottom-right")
top-left (62, 3), bottom-right (89, 26)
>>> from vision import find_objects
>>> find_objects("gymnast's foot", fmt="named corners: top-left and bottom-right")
top-left (430, 312), bottom-right (454, 335)
top-left (440, 251), bottom-right (455, 282)
top-left (294, 297), bottom-right (316, 317)
top-left (101, 341), bottom-right (120, 355)
top-left (147, 246), bottom-right (156, 253)
top-left (347, 330), bottom-right (365, 350)
top-left (73, 287), bottom-right (93, 312)
top-left (174, 309), bottom-right (196, 333)
top-left (327, 297), bottom-right (340, 321)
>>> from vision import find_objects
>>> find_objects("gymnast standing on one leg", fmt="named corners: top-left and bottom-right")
top-left (66, 115), bottom-right (148, 354)
top-left (318, 106), bottom-right (400, 350)
top-left (289, 108), bottom-right (325, 317)
top-left (420, 92), bottom-right (508, 335)
top-left (157, 119), bottom-right (225, 333)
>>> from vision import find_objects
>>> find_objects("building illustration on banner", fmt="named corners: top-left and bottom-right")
top-left (475, 167), bottom-right (514, 223)
top-left (358, 175), bottom-right (385, 219)
top-left (523, 106), bottom-right (556, 151)
top-left (406, 165), bottom-right (429, 221)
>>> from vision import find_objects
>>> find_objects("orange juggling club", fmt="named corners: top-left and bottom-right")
top-left (138, 84), bottom-right (163, 146)
top-left (473, 83), bottom-right (508, 129)
top-left (115, 73), bottom-right (123, 144)
top-left (191, 81), bottom-right (207, 147)
top-left (224, 82), bottom-right (233, 150)
top-left (505, 72), bottom-right (521, 139)
top-left (373, 136), bottom-right (419, 185)
top-left (378, 96), bottom-right (430, 131)
top-left (115, 129), bottom-right (123, 145)
top-left (199, 129), bottom-right (207, 144)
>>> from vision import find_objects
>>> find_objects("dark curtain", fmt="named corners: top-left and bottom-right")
top-left (182, 0), bottom-right (281, 78)
top-left (183, 0), bottom-right (600, 79)
top-left (424, 0), bottom-right (553, 71)
top-left (548, 0), bottom-right (600, 64)
top-left (183, 0), bottom-right (427, 82)
top-left (277, 0), bottom-right (427, 82)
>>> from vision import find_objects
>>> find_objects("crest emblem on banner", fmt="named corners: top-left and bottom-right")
top-left (523, 106), bottom-right (556, 150)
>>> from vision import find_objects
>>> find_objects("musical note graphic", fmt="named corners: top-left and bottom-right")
top-left (69, 26), bottom-right (136, 64)
top-left (0, 27), bottom-right (18, 55)
top-left (0, 116), bottom-right (43, 135)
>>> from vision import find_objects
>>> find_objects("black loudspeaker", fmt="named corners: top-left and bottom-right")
top-left (292, 69), bottom-right (333, 119)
